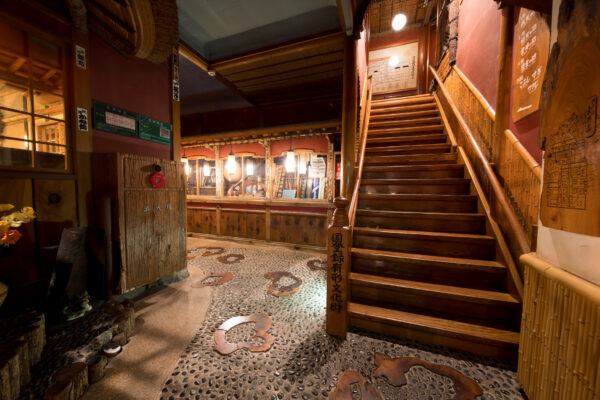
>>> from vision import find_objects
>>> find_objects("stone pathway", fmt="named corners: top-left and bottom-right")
top-left (160, 246), bottom-right (525, 400)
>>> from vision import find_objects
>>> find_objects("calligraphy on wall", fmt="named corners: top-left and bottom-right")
top-left (368, 42), bottom-right (418, 94)
top-left (540, 39), bottom-right (600, 236)
top-left (511, 8), bottom-right (550, 122)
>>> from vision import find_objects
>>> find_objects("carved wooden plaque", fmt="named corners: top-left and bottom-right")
top-left (511, 8), bottom-right (550, 122)
top-left (540, 40), bottom-right (600, 236)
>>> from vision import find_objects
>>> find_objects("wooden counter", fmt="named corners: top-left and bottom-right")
top-left (186, 197), bottom-right (332, 248)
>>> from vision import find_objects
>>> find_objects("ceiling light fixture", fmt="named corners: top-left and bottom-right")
top-left (182, 157), bottom-right (190, 175)
top-left (203, 162), bottom-right (211, 177)
top-left (246, 159), bottom-right (254, 176)
top-left (392, 13), bottom-right (407, 31)
top-left (388, 55), bottom-right (400, 68)
top-left (226, 143), bottom-right (236, 175)
top-left (285, 136), bottom-right (296, 173)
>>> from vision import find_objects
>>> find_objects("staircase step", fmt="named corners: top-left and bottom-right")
top-left (360, 178), bottom-right (470, 195)
top-left (348, 303), bottom-right (519, 360)
top-left (369, 117), bottom-right (442, 129)
top-left (371, 103), bottom-right (438, 116)
top-left (354, 209), bottom-right (484, 233)
top-left (351, 247), bottom-right (506, 290)
top-left (353, 227), bottom-right (495, 259)
top-left (365, 134), bottom-right (448, 147)
top-left (365, 143), bottom-right (452, 156)
top-left (350, 273), bottom-right (519, 322)
top-left (369, 125), bottom-right (444, 136)
top-left (371, 95), bottom-right (434, 109)
top-left (361, 164), bottom-right (464, 179)
top-left (363, 152), bottom-right (457, 166)
top-left (370, 109), bottom-right (439, 121)
top-left (358, 193), bottom-right (477, 213)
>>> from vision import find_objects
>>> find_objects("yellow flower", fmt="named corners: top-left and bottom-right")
top-left (0, 221), bottom-right (9, 235)
top-left (0, 204), bottom-right (14, 212)
top-left (21, 207), bottom-right (36, 219)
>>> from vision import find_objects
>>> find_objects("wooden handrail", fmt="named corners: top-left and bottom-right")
top-left (348, 76), bottom-right (373, 227)
top-left (430, 65), bottom-right (531, 256)
top-left (504, 129), bottom-right (542, 181)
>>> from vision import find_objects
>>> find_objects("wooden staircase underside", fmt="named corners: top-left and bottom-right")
top-left (349, 94), bottom-right (521, 361)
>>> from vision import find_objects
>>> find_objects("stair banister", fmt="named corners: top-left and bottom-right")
top-left (326, 76), bottom-right (372, 338)
top-left (429, 65), bottom-right (531, 257)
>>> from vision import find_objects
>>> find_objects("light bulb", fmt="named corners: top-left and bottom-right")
top-left (246, 160), bottom-right (254, 176)
top-left (298, 160), bottom-right (307, 174)
top-left (182, 157), bottom-right (190, 175)
top-left (285, 150), bottom-right (296, 172)
top-left (388, 55), bottom-right (399, 68)
top-left (392, 13), bottom-right (407, 31)
top-left (203, 162), bottom-right (211, 176)
top-left (226, 154), bottom-right (236, 175)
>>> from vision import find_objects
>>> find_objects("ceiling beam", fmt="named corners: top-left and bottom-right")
top-left (179, 40), bottom-right (209, 72)
top-left (336, 0), bottom-right (354, 36)
top-left (211, 31), bottom-right (345, 72)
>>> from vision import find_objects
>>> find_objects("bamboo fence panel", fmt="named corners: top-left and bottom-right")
top-left (519, 254), bottom-right (600, 400)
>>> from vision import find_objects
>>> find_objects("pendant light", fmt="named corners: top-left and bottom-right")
top-left (181, 157), bottom-right (190, 175)
top-left (203, 162), bottom-right (211, 177)
top-left (246, 159), bottom-right (254, 176)
top-left (392, 13), bottom-right (407, 31)
top-left (285, 136), bottom-right (295, 172)
top-left (298, 158), bottom-right (307, 174)
top-left (226, 143), bottom-right (236, 175)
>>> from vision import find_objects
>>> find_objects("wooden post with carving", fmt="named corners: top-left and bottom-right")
top-left (326, 197), bottom-right (350, 338)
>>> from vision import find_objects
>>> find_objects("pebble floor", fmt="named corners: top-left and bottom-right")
top-left (161, 246), bottom-right (525, 400)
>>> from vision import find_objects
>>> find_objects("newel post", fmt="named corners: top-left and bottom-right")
top-left (326, 197), bottom-right (350, 338)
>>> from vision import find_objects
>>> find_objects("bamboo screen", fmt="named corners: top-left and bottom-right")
top-left (518, 254), bottom-right (600, 400)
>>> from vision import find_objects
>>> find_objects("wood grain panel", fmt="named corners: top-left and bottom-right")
top-left (270, 212), bottom-right (327, 247)
top-left (187, 208), bottom-right (218, 235)
top-left (220, 209), bottom-right (266, 240)
top-left (123, 154), bottom-right (185, 189)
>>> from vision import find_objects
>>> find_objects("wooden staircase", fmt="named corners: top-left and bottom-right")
top-left (347, 94), bottom-right (521, 360)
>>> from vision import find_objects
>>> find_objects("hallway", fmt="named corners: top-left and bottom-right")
top-left (83, 238), bottom-right (522, 400)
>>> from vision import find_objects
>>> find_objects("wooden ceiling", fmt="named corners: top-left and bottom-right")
top-left (208, 32), bottom-right (345, 107)
top-left (368, 0), bottom-right (431, 35)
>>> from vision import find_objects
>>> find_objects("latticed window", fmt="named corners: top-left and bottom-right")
top-left (0, 21), bottom-right (69, 171)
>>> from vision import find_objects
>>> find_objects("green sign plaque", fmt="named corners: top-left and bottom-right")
top-left (139, 115), bottom-right (171, 145)
top-left (92, 100), bottom-right (138, 137)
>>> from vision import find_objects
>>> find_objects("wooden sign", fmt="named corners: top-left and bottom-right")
top-left (540, 39), bottom-right (600, 236)
top-left (368, 42), bottom-right (418, 93)
top-left (512, 8), bottom-right (550, 122)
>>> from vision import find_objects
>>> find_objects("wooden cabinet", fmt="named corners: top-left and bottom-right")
top-left (92, 153), bottom-right (186, 293)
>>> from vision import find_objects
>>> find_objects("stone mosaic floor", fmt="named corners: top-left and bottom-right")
top-left (161, 246), bottom-right (525, 400)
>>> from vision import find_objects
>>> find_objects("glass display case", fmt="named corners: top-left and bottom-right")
top-left (186, 158), bottom-right (216, 196)
top-left (222, 155), bottom-right (266, 197)
top-left (271, 152), bottom-right (328, 199)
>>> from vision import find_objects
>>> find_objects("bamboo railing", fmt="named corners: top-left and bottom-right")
top-left (326, 76), bottom-right (373, 338)
top-left (519, 254), bottom-right (600, 400)
top-left (430, 65), bottom-right (531, 267)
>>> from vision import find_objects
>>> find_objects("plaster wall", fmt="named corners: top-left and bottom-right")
top-left (535, 0), bottom-right (600, 286)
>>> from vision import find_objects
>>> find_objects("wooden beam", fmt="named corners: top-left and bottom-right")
top-left (240, 68), bottom-right (343, 92)
top-left (8, 57), bottom-right (25, 73)
top-left (211, 31), bottom-right (345, 72)
top-left (179, 40), bottom-right (209, 72)
top-left (211, 70), bottom-right (262, 109)
top-left (340, 36), bottom-right (357, 197)
top-left (181, 121), bottom-right (341, 146)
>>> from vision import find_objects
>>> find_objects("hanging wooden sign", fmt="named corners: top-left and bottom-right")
top-left (511, 8), bottom-right (550, 122)
top-left (540, 36), bottom-right (600, 236)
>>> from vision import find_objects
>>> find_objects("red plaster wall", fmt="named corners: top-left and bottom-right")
top-left (507, 6), bottom-right (543, 163)
top-left (456, 0), bottom-right (502, 109)
top-left (89, 33), bottom-right (171, 159)
top-left (270, 137), bottom-right (328, 157)
top-left (218, 143), bottom-right (266, 159)
top-left (182, 147), bottom-right (214, 159)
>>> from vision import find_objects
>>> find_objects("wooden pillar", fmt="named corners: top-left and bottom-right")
top-left (72, 29), bottom-right (93, 227)
top-left (171, 47), bottom-right (181, 161)
top-left (340, 37), bottom-right (357, 198)
top-left (326, 197), bottom-right (350, 337)
top-left (493, 5), bottom-right (514, 164)
top-left (418, 26), bottom-right (429, 94)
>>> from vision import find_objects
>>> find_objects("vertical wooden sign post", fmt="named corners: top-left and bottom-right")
top-left (326, 197), bottom-right (350, 338)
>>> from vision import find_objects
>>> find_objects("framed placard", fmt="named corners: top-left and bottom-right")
top-left (368, 42), bottom-right (418, 93)
top-left (92, 101), bottom-right (138, 137)
top-left (512, 8), bottom-right (550, 122)
top-left (139, 115), bottom-right (171, 145)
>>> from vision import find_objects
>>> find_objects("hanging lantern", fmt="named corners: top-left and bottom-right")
top-left (246, 159), bottom-right (254, 176)
top-left (285, 150), bottom-right (296, 172)
top-left (203, 162), bottom-right (211, 176)
top-left (226, 154), bottom-right (236, 175)
top-left (298, 158), bottom-right (307, 174)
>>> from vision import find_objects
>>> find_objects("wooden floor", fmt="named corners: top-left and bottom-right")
top-left (348, 94), bottom-right (521, 361)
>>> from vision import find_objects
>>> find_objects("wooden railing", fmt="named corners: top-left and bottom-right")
top-left (430, 65), bottom-right (531, 269)
top-left (326, 76), bottom-right (373, 337)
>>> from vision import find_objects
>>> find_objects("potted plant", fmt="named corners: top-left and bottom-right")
top-left (0, 204), bottom-right (36, 307)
